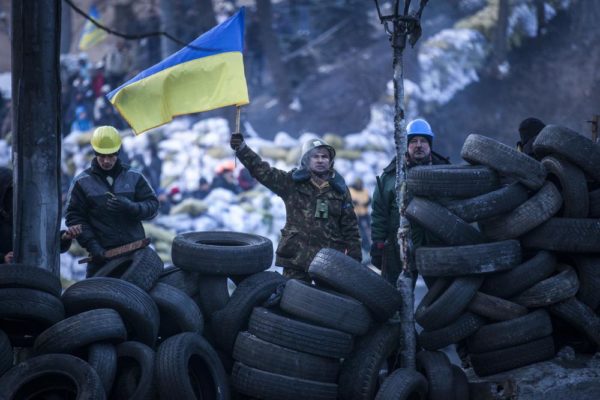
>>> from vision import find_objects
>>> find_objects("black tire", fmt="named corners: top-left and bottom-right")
top-left (374, 368), bottom-right (428, 400)
top-left (34, 308), bottom-right (127, 355)
top-left (150, 282), bottom-right (204, 341)
top-left (541, 155), bottom-right (589, 217)
top-left (308, 248), bottom-right (402, 321)
top-left (522, 218), bottom-right (600, 253)
top-left (232, 362), bottom-right (337, 400)
top-left (479, 182), bottom-right (562, 240)
top-left (418, 313), bottom-right (485, 351)
top-left (0, 288), bottom-right (65, 345)
top-left (280, 279), bottom-right (373, 335)
top-left (572, 255), bottom-right (600, 310)
top-left (461, 134), bottom-right (546, 189)
top-left (415, 276), bottom-right (483, 330)
top-left (193, 275), bottom-right (231, 319)
top-left (338, 323), bottom-right (401, 400)
top-left (511, 265), bottom-right (579, 308)
top-left (451, 365), bottom-right (469, 400)
top-left (0, 264), bottom-right (62, 297)
top-left (416, 351), bottom-right (453, 400)
top-left (233, 331), bottom-right (340, 383)
top-left (211, 271), bottom-right (286, 353)
top-left (407, 164), bottom-right (500, 198)
top-left (415, 240), bottom-right (521, 277)
top-left (0, 329), bottom-right (12, 377)
top-left (155, 332), bottom-right (230, 400)
top-left (441, 183), bottom-right (529, 223)
top-left (467, 292), bottom-right (528, 321)
top-left (88, 343), bottom-right (117, 396)
top-left (248, 307), bottom-right (353, 358)
top-left (62, 277), bottom-right (159, 347)
top-left (0, 354), bottom-right (105, 399)
top-left (480, 251), bottom-right (556, 299)
top-left (406, 197), bottom-right (485, 245)
top-left (549, 297), bottom-right (600, 348)
top-left (470, 336), bottom-right (555, 377)
top-left (466, 309), bottom-right (553, 353)
top-left (92, 247), bottom-right (164, 292)
top-left (171, 231), bottom-right (273, 275)
top-left (590, 189), bottom-right (600, 217)
top-left (111, 341), bottom-right (156, 400)
top-left (533, 124), bottom-right (600, 182)
top-left (157, 266), bottom-right (201, 297)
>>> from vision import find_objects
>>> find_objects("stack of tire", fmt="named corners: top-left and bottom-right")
top-left (0, 231), bottom-right (274, 398)
top-left (409, 125), bottom-right (600, 378)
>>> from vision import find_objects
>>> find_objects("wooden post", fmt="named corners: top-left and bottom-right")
top-left (11, 0), bottom-right (62, 274)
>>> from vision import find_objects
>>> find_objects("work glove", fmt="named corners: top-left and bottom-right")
top-left (230, 133), bottom-right (245, 151)
top-left (370, 242), bottom-right (385, 269)
top-left (107, 195), bottom-right (139, 216)
top-left (88, 243), bottom-right (107, 264)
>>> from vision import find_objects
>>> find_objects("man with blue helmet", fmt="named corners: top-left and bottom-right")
top-left (370, 118), bottom-right (449, 284)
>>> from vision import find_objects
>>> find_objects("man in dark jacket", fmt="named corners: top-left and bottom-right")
top-left (231, 133), bottom-right (361, 282)
top-left (66, 126), bottom-right (158, 276)
top-left (370, 118), bottom-right (449, 284)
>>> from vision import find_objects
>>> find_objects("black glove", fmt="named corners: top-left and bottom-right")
top-left (230, 133), bottom-right (244, 151)
top-left (88, 243), bottom-right (107, 264)
top-left (370, 242), bottom-right (385, 269)
top-left (106, 195), bottom-right (139, 216)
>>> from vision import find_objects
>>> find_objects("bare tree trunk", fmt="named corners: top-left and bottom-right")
top-left (60, 1), bottom-right (71, 54)
top-left (256, 0), bottom-right (292, 113)
top-left (535, 0), bottom-right (546, 35)
top-left (489, 0), bottom-right (509, 77)
top-left (159, 0), bottom-right (178, 58)
top-left (197, 0), bottom-right (217, 33)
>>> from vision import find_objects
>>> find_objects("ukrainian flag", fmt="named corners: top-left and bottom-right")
top-left (107, 8), bottom-right (250, 134)
top-left (78, 5), bottom-right (107, 51)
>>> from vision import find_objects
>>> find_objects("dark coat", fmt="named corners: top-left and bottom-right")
top-left (0, 167), bottom-right (12, 262)
top-left (237, 145), bottom-right (361, 272)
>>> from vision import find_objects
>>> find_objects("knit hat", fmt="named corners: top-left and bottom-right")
top-left (518, 118), bottom-right (546, 144)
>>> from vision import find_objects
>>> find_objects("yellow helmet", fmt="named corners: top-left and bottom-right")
top-left (91, 126), bottom-right (122, 154)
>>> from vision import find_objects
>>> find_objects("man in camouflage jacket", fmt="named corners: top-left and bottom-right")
top-left (231, 133), bottom-right (361, 282)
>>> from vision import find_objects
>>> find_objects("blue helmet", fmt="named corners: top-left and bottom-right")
top-left (407, 118), bottom-right (434, 144)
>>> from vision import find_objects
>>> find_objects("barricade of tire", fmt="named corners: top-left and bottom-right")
top-left (409, 126), bottom-right (600, 382)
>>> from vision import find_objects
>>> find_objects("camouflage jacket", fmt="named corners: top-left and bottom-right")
top-left (237, 145), bottom-right (362, 271)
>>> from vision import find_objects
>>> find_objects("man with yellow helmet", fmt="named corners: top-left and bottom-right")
top-left (66, 126), bottom-right (159, 276)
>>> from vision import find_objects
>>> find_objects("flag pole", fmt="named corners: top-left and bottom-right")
top-left (234, 105), bottom-right (242, 167)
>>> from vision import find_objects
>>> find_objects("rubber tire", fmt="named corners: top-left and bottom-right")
top-left (415, 240), bottom-right (521, 277)
top-left (480, 251), bottom-right (556, 299)
top-left (0, 354), bottom-right (105, 399)
top-left (157, 266), bottom-right (201, 297)
top-left (522, 218), bottom-right (600, 253)
top-left (155, 332), bottom-right (230, 400)
top-left (92, 246), bottom-right (164, 292)
top-left (338, 323), bottom-right (401, 400)
top-left (572, 255), bottom-right (600, 310)
top-left (0, 264), bottom-right (62, 297)
top-left (467, 292), bottom-right (528, 321)
top-left (541, 155), bottom-right (589, 217)
top-left (415, 276), bottom-right (483, 330)
top-left (0, 329), bottom-right (12, 377)
top-left (406, 197), bottom-right (486, 245)
top-left (62, 277), bottom-right (159, 347)
top-left (149, 282), bottom-right (204, 341)
top-left (308, 248), bottom-right (402, 321)
top-left (88, 343), bottom-right (117, 396)
top-left (416, 351), bottom-right (453, 400)
top-left (34, 308), bottom-right (127, 355)
top-left (171, 231), bottom-right (273, 275)
top-left (233, 331), bottom-right (340, 383)
top-left (193, 275), bottom-right (231, 320)
top-left (590, 189), bottom-right (600, 217)
top-left (466, 309), bottom-right (553, 353)
top-left (470, 336), bottom-right (555, 377)
top-left (533, 124), bottom-right (600, 182)
top-left (418, 313), bottom-right (485, 351)
top-left (248, 307), bottom-right (353, 359)
top-left (232, 362), bottom-right (337, 400)
top-left (111, 341), bottom-right (156, 400)
top-left (211, 271), bottom-right (286, 353)
top-left (280, 279), bottom-right (373, 335)
top-left (451, 365), bottom-right (469, 400)
top-left (441, 183), bottom-right (529, 223)
top-left (511, 265), bottom-right (579, 308)
top-left (461, 133), bottom-right (546, 189)
top-left (479, 182), bottom-right (562, 240)
top-left (407, 164), bottom-right (500, 198)
top-left (374, 368), bottom-right (428, 400)
top-left (549, 297), bottom-right (600, 348)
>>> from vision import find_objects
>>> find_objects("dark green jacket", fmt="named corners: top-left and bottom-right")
top-left (237, 145), bottom-right (361, 271)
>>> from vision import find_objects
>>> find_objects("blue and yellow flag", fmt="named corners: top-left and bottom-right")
top-left (78, 5), bottom-right (107, 51)
top-left (107, 8), bottom-right (250, 134)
